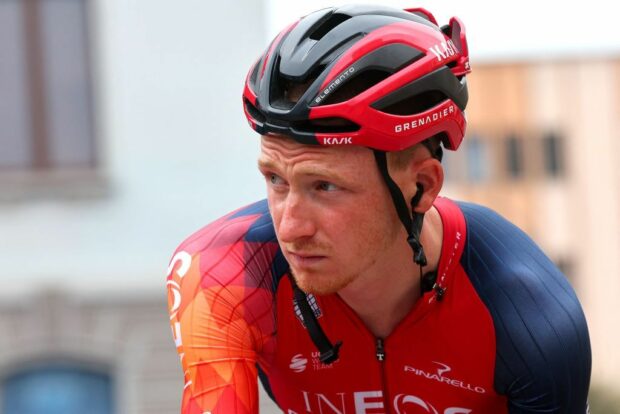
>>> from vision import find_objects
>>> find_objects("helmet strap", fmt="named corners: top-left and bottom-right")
top-left (373, 150), bottom-right (427, 267)
top-left (289, 274), bottom-right (342, 364)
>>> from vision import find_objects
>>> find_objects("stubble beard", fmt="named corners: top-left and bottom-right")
top-left (284, 238), bottom-right (357, 295)
top-left (288, 222), bottom-right (399, 296)
top-left (290, 267), bottom-right (357, 296)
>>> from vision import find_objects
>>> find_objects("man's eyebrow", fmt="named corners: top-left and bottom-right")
top-left (257, 158), bottom-right (350, 183)
top-left (257, 158), bottom-right (278, 171)
top-left (296, 166), bottom-right (349, 183)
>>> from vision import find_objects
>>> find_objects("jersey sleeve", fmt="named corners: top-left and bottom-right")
top-left (166, 202), bottom-right (280, 414)
top-left (458, 202), bottom-right (592, 414)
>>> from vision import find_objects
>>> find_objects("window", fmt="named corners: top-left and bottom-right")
top-left (3, 363), bottom-right (113, 414)
top-left (506, 133), bottom-right (523, 179)
top-left (465, 135), bottom-right (490, 183)
top-left (543, 132), bottom-right (564, 177)
top-left (0, 0), bottom-right (95, 171)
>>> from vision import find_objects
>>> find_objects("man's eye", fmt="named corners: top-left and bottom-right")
top-left (318, 181), bottom-right (338, 192)
top-left (269, 174), bottom-right (284, 185)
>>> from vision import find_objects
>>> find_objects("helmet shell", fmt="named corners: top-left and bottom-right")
top-left (243, 5), bottom-right (471, 151)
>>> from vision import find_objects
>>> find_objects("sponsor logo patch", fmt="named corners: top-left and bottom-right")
top-left (404, 361), bottom-right (487, 394)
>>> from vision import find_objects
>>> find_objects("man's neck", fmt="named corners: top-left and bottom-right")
top-left (337, 206), bottom-right (444, 338)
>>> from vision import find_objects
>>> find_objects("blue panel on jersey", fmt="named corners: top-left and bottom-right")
top-left (241, 200), bottom-right (290, 290)
top-left (233, 199), bottom-right (279, 246)
top-left (245, 212), bottom-right (276, 243)
top-left (230, 199), bottom-right (270, 220)
top-left (458, 202), bottom-right (591, 413)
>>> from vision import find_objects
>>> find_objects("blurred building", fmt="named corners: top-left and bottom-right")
top-left (0, 0), bottom-right (618, 413)
top-left (0, 0), bottom-right (271, 412)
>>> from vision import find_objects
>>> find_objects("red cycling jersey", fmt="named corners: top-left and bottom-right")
top-left (166, 197), bottom-right (590, 414)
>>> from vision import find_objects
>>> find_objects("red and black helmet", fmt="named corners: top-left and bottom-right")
top-left (242, 4), bottom-right (471, 152)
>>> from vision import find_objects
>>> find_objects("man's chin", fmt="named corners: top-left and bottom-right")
top-left (291, 269), bottom-right (354, 296)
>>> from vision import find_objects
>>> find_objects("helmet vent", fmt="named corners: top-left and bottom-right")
top-left (320, 69), bottom-right (392, 105)
top-left (378, 90), bottom-right (448, 116)
top-left (294, 117), bottom-right (360, 133)
top-left (244, 99), bottom-right (266, 123)
top-left (309, 13), bottom-right (352, 41)
top-left (249, 61), bottom-right (260, 91)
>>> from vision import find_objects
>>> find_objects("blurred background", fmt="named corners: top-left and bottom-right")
top-left (0, 0), bottom-right (618, 412)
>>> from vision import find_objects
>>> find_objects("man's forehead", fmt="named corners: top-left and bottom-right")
top-left (258, 134), bottom-right (371, 171)
top-left (259, 138), bottom-right (338, 166)
top-left (260, 133), bottom-right (309, 148)
top-left (260, 134), bottom-right (366, 156)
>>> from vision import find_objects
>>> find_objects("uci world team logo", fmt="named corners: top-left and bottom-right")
top-left (289, 352), bottom-right (338, 373)
top-left (289, 354), bottom-right (308, 373)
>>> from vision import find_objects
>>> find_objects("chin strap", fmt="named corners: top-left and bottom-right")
top-left (408, 183), bottom-right (428, 267)
top-left (373, 151), bottom-right (427, 266)
top-left (373, 150), bottom-right (444, 299)
top-left (289, 275), bottom-right (342, 364)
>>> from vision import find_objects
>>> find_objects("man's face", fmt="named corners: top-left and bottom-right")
top-left (258, 135), bottom-right (403, 295)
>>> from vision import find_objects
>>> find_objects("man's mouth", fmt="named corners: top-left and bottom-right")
top-left (286, 251), bottom-right (327, 267)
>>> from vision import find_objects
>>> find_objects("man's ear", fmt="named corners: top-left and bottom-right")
top-left (415, 157), bottom-right (444, 212)
top-left (400, 157), bottom-right (444, 213)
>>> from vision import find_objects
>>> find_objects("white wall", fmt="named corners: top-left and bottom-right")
top-left (267, 0), bottom-right (620, 61)
top-left (0, 0), bottom-right (269, 296)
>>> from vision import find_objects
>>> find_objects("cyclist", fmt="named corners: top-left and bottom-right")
top-left (167, 5), bottom-right (591, 413)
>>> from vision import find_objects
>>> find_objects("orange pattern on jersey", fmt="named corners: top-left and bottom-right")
top-left (167, 210), bottom-right (278, 414)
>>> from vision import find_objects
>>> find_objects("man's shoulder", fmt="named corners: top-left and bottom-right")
top-left (456, 200), bottom-right (545, 270)
top-left (455, 199), bottom-right (573, 298)
top-left (455, 198), bottom-right (587, 356)
top-left (176, 199), bottom-right (276, 256)
top-left (454, 201), bottom-right (591, 410)
top-left (168, 199), bottom-right (283, 288)
top-left (456, 200), bottom-right (517, 234)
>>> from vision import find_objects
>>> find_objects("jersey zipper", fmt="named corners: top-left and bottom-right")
top-left (376, 337), bottom-right (392, 414)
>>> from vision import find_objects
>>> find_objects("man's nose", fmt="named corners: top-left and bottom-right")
top-left (276, 193), bottom-right (316, 243)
